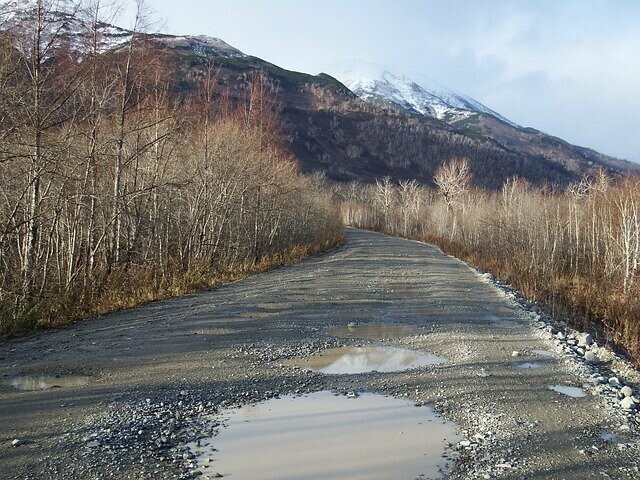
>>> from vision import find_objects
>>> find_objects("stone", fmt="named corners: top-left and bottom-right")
top-left (11, 439), bottom-right (25, 447)
top-left (511, 351), bottom-right (520, 358)
top-left (620, 397), bottom-right (635, 410)
top-left (578, 333), bottom-right (593, 347)
top-left (609, 377), bottom-right (621, 387)
top-left (584, 351), bottom-right (600, 364)
top-left (620, 386), bottom-right (633, 397)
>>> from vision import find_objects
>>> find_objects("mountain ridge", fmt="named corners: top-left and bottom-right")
top-left (2, 5), bottom-right (638, 188)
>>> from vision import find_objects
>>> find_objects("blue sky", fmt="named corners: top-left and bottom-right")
top-left (124, 0), bottom-right (640, 162)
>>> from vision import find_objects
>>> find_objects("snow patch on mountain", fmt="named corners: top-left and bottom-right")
top-left (0, 4), bottom-right (243, 58)
top-left (326, 61), bottom-right (515, 126)
top-left (150, 34), bottom-right (245, 58)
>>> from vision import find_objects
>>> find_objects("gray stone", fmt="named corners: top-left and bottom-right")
top-left (11, 438), bottom-right (25, 447)
top-left (620, 397), bottom-right (635, 410)
top-left (578, 333), bottom-right (593, 347)
top-left (584, 351), bottom-right (600, 364)
top-left (620, 386), bottom-right (633, 397)
top-left (609, 377), bottom-right (621, 387)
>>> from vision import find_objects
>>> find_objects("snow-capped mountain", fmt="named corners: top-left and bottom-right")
top-left (327, 62), bottom-right (514, 126)
top-left (0, 3), bottom-right (244, 58)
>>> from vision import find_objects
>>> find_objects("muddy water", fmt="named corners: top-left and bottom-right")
top-left (190, 391), bottom-right (459, 480)
top-left (328, 323), bottom-right (422, 339)
top-left (286, 346), bottom-right (446, 374)
top-left (549, 385), bottom-right (587, 398)
top-left (9, 375), bottom-right (90, 391)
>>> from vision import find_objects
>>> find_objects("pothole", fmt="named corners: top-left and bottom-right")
top-left (549, 385), bottom-right (587, 398)
top-left (514, 362), bottom-right (543, 369)
top-left (188, 391), bottom-right (459, 480)
top-left (8, 375), bottom-right (90, 391)
top-left (285, 346), bottom-right (446, 374)
top-left (327, 323), bottom-right (422, 339)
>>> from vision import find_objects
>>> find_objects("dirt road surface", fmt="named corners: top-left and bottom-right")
top-left (1, 229), bottom-right (639, 479)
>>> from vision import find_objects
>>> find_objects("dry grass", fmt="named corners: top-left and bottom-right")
top-left (418, 233), bottom-right (640, 364)
top-left (0, 234), bottom-right (345, 337)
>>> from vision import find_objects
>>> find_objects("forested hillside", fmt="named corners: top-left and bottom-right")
top-left (0, 1), bottom-right (343, 334)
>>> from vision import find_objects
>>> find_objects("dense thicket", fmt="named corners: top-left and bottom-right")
top-left (0, 0), bottom-right (343, 334)
top-left (336, 166), bottom-right (640, 362)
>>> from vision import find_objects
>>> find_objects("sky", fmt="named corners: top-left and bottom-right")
top-left (122, 0), bottom-right (640, 162)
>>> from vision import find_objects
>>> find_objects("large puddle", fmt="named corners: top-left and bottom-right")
top-left (8, 375), bottom-right (90, 391)
top-left (328, 323), bottom-right (422, 340)
top-left (286, 346), bottom-right (446, 374)
top-left (189, 391), bottom-right (459, 480)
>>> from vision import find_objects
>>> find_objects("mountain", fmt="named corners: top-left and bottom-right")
top-left (326, 62), bottom-right (638, 179)
top-left (2, 6), bottom-right (638, 188)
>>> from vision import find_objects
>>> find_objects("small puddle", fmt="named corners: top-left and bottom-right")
top-left (328, 323), bottom-right (422, 339)
top-left (286, 346), bottom-right (445, 374)
top-left (9, 375), bottom-right (90, 391)
top-left (599, 432), bottom-right (624, 443)
top-left (549, 385), bottom-right (586, 398)
top-left (189, 391), bottom-right (459, 480)
top-left (515, 362), bottom-right (543, 369)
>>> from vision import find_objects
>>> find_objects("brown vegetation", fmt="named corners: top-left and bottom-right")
top-left (0, 1), bottom-right (344, 335)
top-left (335, 165), bottom-right (640, 363)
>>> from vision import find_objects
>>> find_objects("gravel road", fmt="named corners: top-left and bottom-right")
top-left (1, 228), bottom-right (639, 479)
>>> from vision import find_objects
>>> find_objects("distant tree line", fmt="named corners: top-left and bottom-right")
top-left (0, 0), bottom-right (343, 333)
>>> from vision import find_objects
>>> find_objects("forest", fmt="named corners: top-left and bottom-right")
top-left (0, 1), bottom-right (344, 334)
top-left (336, 161), bottom-right (640, 363)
